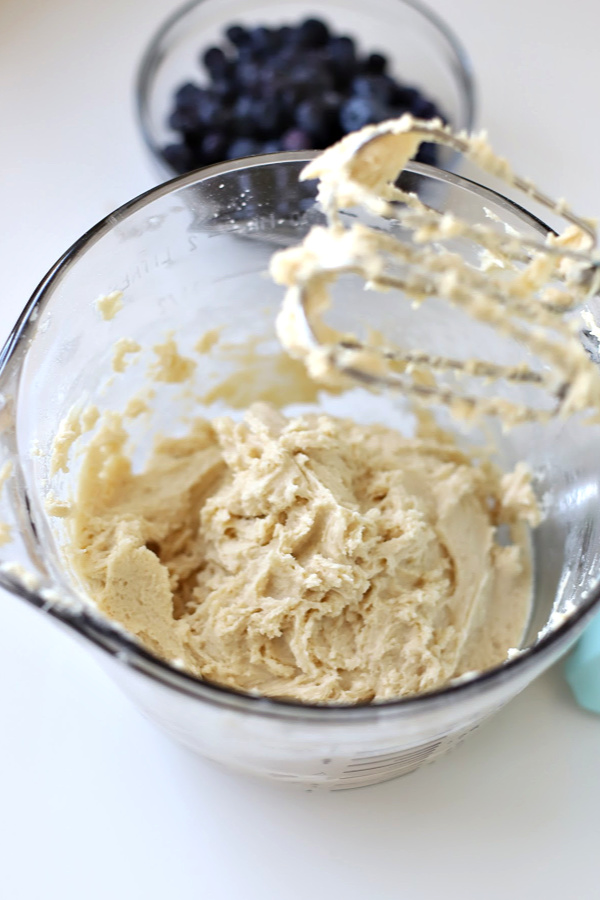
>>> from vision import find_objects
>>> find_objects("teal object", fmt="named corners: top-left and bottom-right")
top-left (565, 613), bottom-right (600, 714)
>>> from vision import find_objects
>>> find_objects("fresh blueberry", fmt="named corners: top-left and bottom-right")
top-left (290, 61), bottom-right (333, 95)
top-left (297, 18), bottom-right (329, 48)
top-left (261, 139), bottom-right (281, 153)
top-left (236, 60), bottom-right (262, 90)
top-left (232, 95), bottom-right (262, 137)
top-left (340, 96), bottom-right (388, 132)
top-left (199, 96), bottom-right (233, 134)
top-left (226, 137), bottom-right (261, 159)
top-left (201, 131), bottom-right (228, 163)
top-left (258, 62), bottom-right (290, 98)
top-left (182, 139), bottom-right (206, 169)
top-left (363, 52), bottom-right (387, 75)
top-left (415, 142), bottom-right (438, 166)
top-left (234, 42), bottom-right (258, 64)
top-left (249, 26), bottom-right (279, 55)
top-left (294, 97), bottom-right (324, 134)
top-left (233, 94), bottom-right (255, 117)
top-left (168, 107), bottom-right (202, 133)
top-left (254, 98), bottom-right (286, 136)
top-left (225, 24), bottom-right (251, 47)
top-left (202, 46), bottom-right (229, 78)
top-left (211, 77), bottom-right (237, 104)
top-left (174, 82), bottom-right (204, 109)
top-left (412, 97), bottom-right (440, 120)
top-left (264, 27), bottom-right (286, 52)
top-left (390, 85), bottom-right (420, 108)
top-left (162, 142), bottom-right (194, 173)
top-left (281, 128), bottom-right (312, 151)
top-left (271, 42), bottom-right (302, 68)
top-left (295, 95), bottom-right (341, 145)
top-left (328, 35), bottom-right (356, 62)
top-left (194, 94), bottom-right (218, 126)
top-left (321, 45), bottom-right (357, 90)
top-left (351, 74), bottom-right (396, 105)
top-left (275, 25), bottom-right (293, 47)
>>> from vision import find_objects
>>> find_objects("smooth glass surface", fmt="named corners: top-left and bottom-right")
top-left (0, 155), bottom-right (598, 790)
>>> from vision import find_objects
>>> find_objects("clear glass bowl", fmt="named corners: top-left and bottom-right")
top-left (136, 0), bottom-right (476, 180)
top-left (1, 154), bottom-right (598, 791)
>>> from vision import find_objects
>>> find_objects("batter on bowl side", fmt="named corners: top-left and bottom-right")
top-left (66, 401), bottom-right (537, 703)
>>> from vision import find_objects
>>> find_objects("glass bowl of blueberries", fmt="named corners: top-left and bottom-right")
top-left (136, 0), bottom-right (476, 180)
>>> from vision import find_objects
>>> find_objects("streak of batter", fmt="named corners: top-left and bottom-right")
top-left (67, 402), bottom-right (537, 703)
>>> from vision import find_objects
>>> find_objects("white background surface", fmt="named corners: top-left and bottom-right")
top-left (1, 0), bottom-right (599, 897)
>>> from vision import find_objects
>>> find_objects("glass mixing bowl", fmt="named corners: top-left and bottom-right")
top-left (136, 0), bottom-right (476, 180)
top-left (0, 154), bottom-right (599, 791)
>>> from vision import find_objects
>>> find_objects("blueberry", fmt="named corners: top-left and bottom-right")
top-left (162, 16), bottom-right (449, 175)
top-left (321, 45), bottom-right (357, 90)
top-left (351, 75), bottom-right (372, 98)
top-left (236, 60), bottom-right (262, 90)
top-left (183, 128), bottom-right (205, 156)
top-left (294, 97), bottom-right (324, 134)
top-left (201, 131), bottom-right (228, 163)
top-left (284, 78), bottom-right (312, 104)
top-left (415, 142), bottom-right (438, 166)
top-left (412, 97), bottom-right (440, 120)
top-left (253, 98), bottom-right (286, 136)
top-left (363, 52), bottom-right (387, 75)
top-left (202, 46), bottom-right (228, 78)
top-left (162, 142), bottom-right (194, 174)
top-left (249, 26), bottom-right (279, 55)
top-left (351, 74), bottom-right (395, 105)
top-left (226, 24), bottom-right (251, 47)
top-left (198, 96), bottom-right (233, 134)
top-left (390, 85), bottom-right (420, 108)
top-left (174, 82), bottom-right (204, 109)
top-left (281, 128), bottom-right (312, 151)
top-left (168, 106), bottom-right (202, 133)
top-left (261, 139), bottom-right (281, 153)
top-left (262, 75), bottom-right (291, 106)
top-left (297, 18), bottom-right (329, 48)
top-left (328, 35), bottom-right (356, 62)
top-left (265, 29), bottom-right (285, 53)
top-left (275, 25), bottom-right (293, 47)
top-left (211, 77), bottom-right (237, 104)
top-left (257, 59), bottom-right (287, 94)
top-left (277, 82), bottom-right (309, 113)
top-left (271, 43), bottom-right (302, 68)
top-left (232, 95), bottom-right (261, 137)
top-left (295, 95), bottom-right (341, 145)
top-left (233, 94), bottom-right (255, 117)
top-left (234, 43), bottom-right (258, 64)
top-left (226, 137), bottom-right (261, 159)
top-left (290, 61), bottom-right (333, 95)
top-left (194, 94), bottom-right (218, 126)
top-left (340, 96), bottom-right (388, 132)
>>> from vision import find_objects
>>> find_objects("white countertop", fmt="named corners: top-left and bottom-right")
top-left (1, 1), bottom-right (599, 897)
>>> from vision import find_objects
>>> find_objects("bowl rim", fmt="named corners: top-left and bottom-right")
top-left (2, 151), bottom-right (598, 723)
top-left (134, 0), bottom-right (478, 179)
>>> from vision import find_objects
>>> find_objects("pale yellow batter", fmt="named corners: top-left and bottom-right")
top-left (66, 401), bottom-right (537, 703)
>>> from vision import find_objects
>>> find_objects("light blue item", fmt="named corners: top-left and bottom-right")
top-left (565, 613), bottom-right (600, 714)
